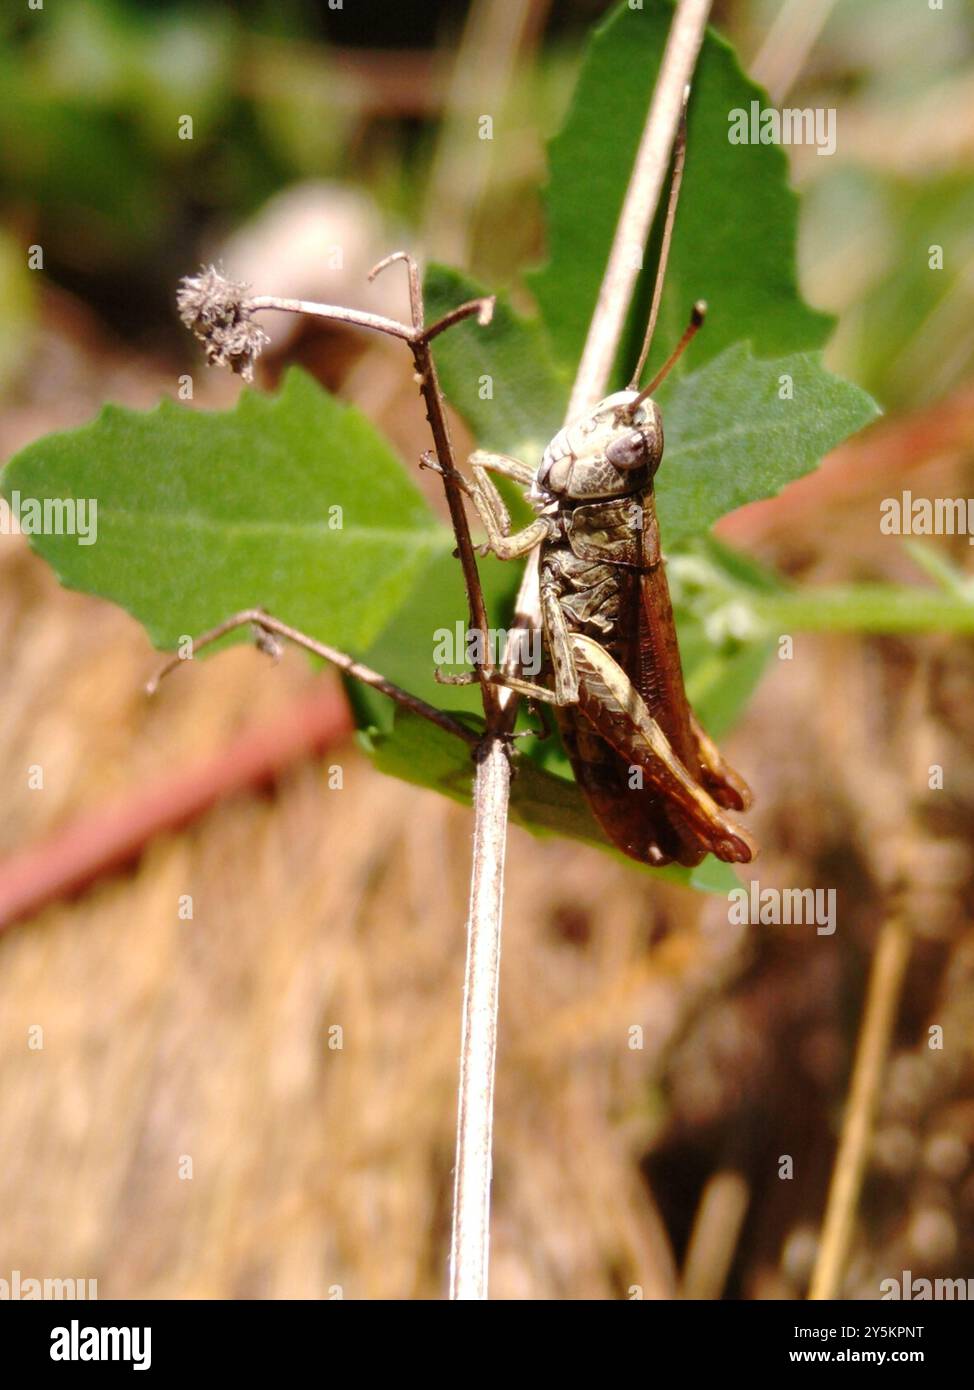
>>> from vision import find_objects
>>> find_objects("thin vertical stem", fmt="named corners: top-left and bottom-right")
top-left (809, 914), bottom-right (912, 1299)
top-left (681, 1169), bottom-right (750, 1300)
top-left (447, 0), bottom-right (715, 1301)
top-left (565, 0), bottom-right (712, 422)
top-left (501, 0), bottom-right (713, 719)
top-left (449, 739), bottom-right (511, 1299)
top-left (371, 253), bottom-right (500, 720)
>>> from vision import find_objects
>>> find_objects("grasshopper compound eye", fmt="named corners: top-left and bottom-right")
top-left (605, 429), bottom-right (651, 470)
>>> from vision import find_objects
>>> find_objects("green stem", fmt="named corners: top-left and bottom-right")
top-left (749, 583), bottom-right (974, 634)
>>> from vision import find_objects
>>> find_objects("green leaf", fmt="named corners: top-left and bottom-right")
top-left (527, 0), bottom-right (833, 385)
top-left (350, 544), bottom-right (521, 729)
top-left (365, 709), bottom-right (739, 895)
top-left (671, 538), bottom-right (782, 738)
top-left (425, 263), bottom-right (569, 460)
top-left (1, 368), bottom-right (450, 654)
top-left (670, 535), bottom-right (974, 647)
top-left (745, 582), bottom-right (974, 635)
top-left (655, 344), bottom-right (881, 547)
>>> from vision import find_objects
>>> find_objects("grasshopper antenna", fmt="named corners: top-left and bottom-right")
top-left (627, 85), bottom-right (691, 392)
top-left (628, 299), bottom-right (707, 413)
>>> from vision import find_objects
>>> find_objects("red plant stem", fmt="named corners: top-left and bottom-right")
top-left (0, 685), bottom-right (353, 934)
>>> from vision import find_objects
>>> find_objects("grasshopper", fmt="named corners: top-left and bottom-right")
top-left (453, 116), bottom-right (756, 869)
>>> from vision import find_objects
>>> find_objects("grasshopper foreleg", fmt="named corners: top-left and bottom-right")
top-left (464, 449), bottom-right (551, 560)
top-left (468, 448), bottom-right (537, 489)
top-left (471, 587), bottom-right (580, 708)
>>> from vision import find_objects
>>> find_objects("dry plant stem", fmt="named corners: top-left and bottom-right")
top-left (147, 609), bottom-right (479, 745)
top-left (809, 914), bottom-right (913, 1300)
top-left (502, 0), bottom-right (713, 721)
top-left (449, 738), bottom-right (510, 1299)
top-left (365, 253), bottom-right (509, 1300)
top-left (681, 1169), bottom-right (750, 1300)
top-left (186, 257), bottom-right (507, 1298)
top-left (566, 0), bottom-right (712, 421)
top-left (369, 253), bottom-right (500, 720)
top-left (250, 293), bottom-right (492, 350)
top-left (449, 0), bottom-right (716, 1303)
top-left (250, 296), bottom-right (416, 342)
top-left (749, 0), bottom-right (839, 104)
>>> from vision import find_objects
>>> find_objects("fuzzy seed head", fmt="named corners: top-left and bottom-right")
top-left (176, 265), bottom-right (269, 382)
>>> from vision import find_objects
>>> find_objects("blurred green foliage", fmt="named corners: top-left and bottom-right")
top-left (2, 0), bottom-right (972, 408)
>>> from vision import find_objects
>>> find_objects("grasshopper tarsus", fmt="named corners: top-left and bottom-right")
top-left (419, 449), bottom-right (473, 496)
top-left (434, 667), bottom-right (477, 686)
top-left (645, 843), bottom-right (678, 868)
top-left (525, 700), bottom-right (554, 742)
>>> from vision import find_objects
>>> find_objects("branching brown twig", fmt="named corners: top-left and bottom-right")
top-left (179, 257), bottom-right (497, 706)
top-left (146, 607), bottom-right (479, 747)
top-left (367, 252), bottom-right (502, 725)
top-left (178, 252), bottom-right (511, 1301)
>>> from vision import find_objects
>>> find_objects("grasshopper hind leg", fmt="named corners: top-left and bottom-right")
top-left (561, 715), bottom-right (703, 869)
top-left (569, 634), bottom-right (756, 865)
top-left (690, 711), bottom-right (753, 812)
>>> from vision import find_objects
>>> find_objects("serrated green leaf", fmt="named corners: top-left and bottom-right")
top-left (349, 543), bottom-right (521, 729)
top-left (655, 344), bottom-right (880, 547)
top-left (1, 367), bottom-right (450, 653)
top-left (527, 0), bottom-right (833, 386)
top-left (425, 263), bottom-right (569, 460)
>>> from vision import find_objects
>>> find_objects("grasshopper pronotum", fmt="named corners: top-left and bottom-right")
top-left (452, 111), bottom-right (756, 868)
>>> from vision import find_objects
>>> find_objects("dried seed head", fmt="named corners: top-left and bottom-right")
top-left (176, 265), bottom-right (269, 382)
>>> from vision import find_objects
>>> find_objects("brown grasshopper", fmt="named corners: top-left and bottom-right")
top-left (452, 118), bottom-right (756, 869)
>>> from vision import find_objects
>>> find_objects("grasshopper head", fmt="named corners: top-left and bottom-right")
top-left (534, 390), bottom-right (663, 502)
